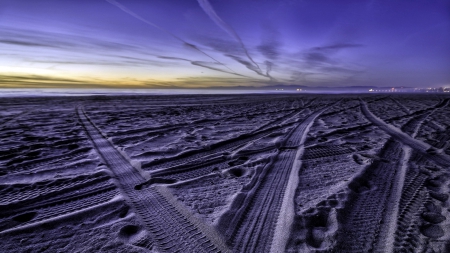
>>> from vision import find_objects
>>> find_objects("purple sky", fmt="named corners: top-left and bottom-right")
top-left (1, 0), bottom-right (449, 89)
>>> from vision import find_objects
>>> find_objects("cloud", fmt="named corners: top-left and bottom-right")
top-left (0, 25), bottom-right (139, 52)
top-left (132, 76), bottom-right (255, 89)
top-left (157, 56), bottom-right (191, 61)
top-left (167, 76), bottom-right (253, 88)
top-left (30, 58), bottom-right (174, 68)
top-left (265, 61), bottom-right (273, 75)
top-left (106, 0), bottom-right (236, 74)
top-left (197, 0), bottom-right (244, 44)
top-left (264, 61), bottom-right (276, 81)
top-left (157, 56), bottom-right (247, 77)
top-left (192, 61), bottom-right (247, 77)
top-left (197, 21), bottom-right (281, 80)
top-left (0, 74), bottom-right (82, 83)
top-left (0, 73), bottom-right (174, 88)
top-left (0, 28), bottom-right (74, 50)
top-left (268, 41), bottom-right (366, 85)
top-left (114, 55), bottom-right (181, 67)
top-left (321, 66), bottom-right (364, 74)
top-left (305, 43), bottom-right (363, 63)
top-left (0, 26), bottom-right (204, 70)
top-left (197, 0), bottom-right (267, 78)
top-left (257, 42), bottom-right (280, 61)
top-left (257, 22), bottom-right (282, 60)
top-left (195, 35), bottom-right (274, 79)
top-left (0, 74), bottom-right (106, 88)
top-left (311, 43), bottom-right (363, 51)
top-left (226, 54), bottom-right (261, 74)
top-left (200, 36), bottom-right (243, 56)
top-left (300, 42), bottom-right (364, 68)
top-left (305, 52), bottom-right (329, 63)
top-left (0, 39), bottom-right (55, 48)
top-left (289, 71), bottom-right (315, 83)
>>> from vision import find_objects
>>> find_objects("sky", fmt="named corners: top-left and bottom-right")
top-left (1, 0), bottom-right (449, 89)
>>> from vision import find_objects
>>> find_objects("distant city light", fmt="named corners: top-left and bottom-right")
top-left (367, 87), bottom-right (448, 93)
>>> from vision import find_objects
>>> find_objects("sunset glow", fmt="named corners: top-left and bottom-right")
top-left (1, 0), bottom-right (449, 89)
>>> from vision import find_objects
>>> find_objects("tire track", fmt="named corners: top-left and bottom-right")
top-left (360, 99), bottom-right (450, 168)
top-left (0, 172), bottom-right (111, 207)
top-left (145, 110), bottom-right (306, 184)
top-left (286, 97), bottom-right (433, 252)
top-left (0, 185), bottom-right (118, 232)
top-left (349, 97), bottom-right (450, 252)
top-left (401, 98), bottom-right (449, 138)
top-left (140, 99), bottom-right (312, 172)
top-left (0, 196), bottom-right (124, 236)
top-left (77, 106), bottom-right (230, 253)
top-left (0, 111), bottom-right (31, 129)
top-left (216, 101), bottom-right (339, 253)
top-left (140, 122), bottom-right (286, 171)
top-left (112, 105), bottom-right (298, 151)
top-left (271, 104), bottom-right (335, 253)
top-left (390, 97), bottom-right (411, 114)
top-left (5, 147), bottom-right (92, 175)
top-left (373, 145), bottom-right (411, 252)
top-left (143, 106), bottom-right (309, 174)
top-left (393, 165), bottom-right (428, 252)
top-left (317, 97), bottom-right (444, 143)
top-left (333, 139), bottom-right (405, 252)
top-left (383, 98), bottom-right (446, 125)
top-left (112, 106), bottom-right (297, 138)
top-left (392, 99), bottom-right (450, 251)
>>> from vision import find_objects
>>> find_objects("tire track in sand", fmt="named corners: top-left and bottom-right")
top-left (143, 107), bottom-right (308, 185)
top-left (77, 106), bottom-right (230, 253)
top-left (142, 106), bottom-right (306, 171)
top-left (0, 111), bottom-right (31, 129)
top-left (270, 103), bottom-right (336, 253)
top-left (217, 101), bottom-right (339, 253)
top-left (360, 99), bottom-right (450, 168)
top-left (345, 98), bottom-right (450, 252)
top-left (332, 139), bottom-right (406, 252)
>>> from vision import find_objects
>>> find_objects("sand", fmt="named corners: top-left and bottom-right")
top-left (0, 94), bottom-right (449, 252)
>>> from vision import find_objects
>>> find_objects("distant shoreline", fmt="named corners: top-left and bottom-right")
top-left (1, 88), bottom-right (448, 97)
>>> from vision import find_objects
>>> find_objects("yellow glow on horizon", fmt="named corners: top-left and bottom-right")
top-left (0, 69), bottom-right (247, 89)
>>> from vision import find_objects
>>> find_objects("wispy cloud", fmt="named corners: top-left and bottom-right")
top-left (311, 43), bottom-right (363, 51)
top-left (106, 0), bottom-right (238, 75)
top-left (200, 37), bottom-right (243, 56)
top-left (0, 39), bottom-right (55, 48)
top-left (166, 76), bottom-right (253, 88)
top-left (0, 74), bottom-right (101, 88)
top-left (0, 73), bottom-right (177, 89)
top-left (191, 62), bottom-right (247, 77)
top-left (30, 57), bottom-right (174, 68)
top-left (226, 54), bottom-right (260, 75)
top-left (0, 26), bottom-right (139, 52)
top-left (197, 0), bottom-right (272, 79)
top-left (257, 22), bottom-right (282, 60)
top-left (0, 25), bottom-right (205, 72)
top-left (158, 56), bottom-right (247, 77)
top-left (304, 52), bottom-right (332, 65)
top-left (301, 43), bottom-right (364, 68)
top-left (264, 61), bottom-right (274, 78)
